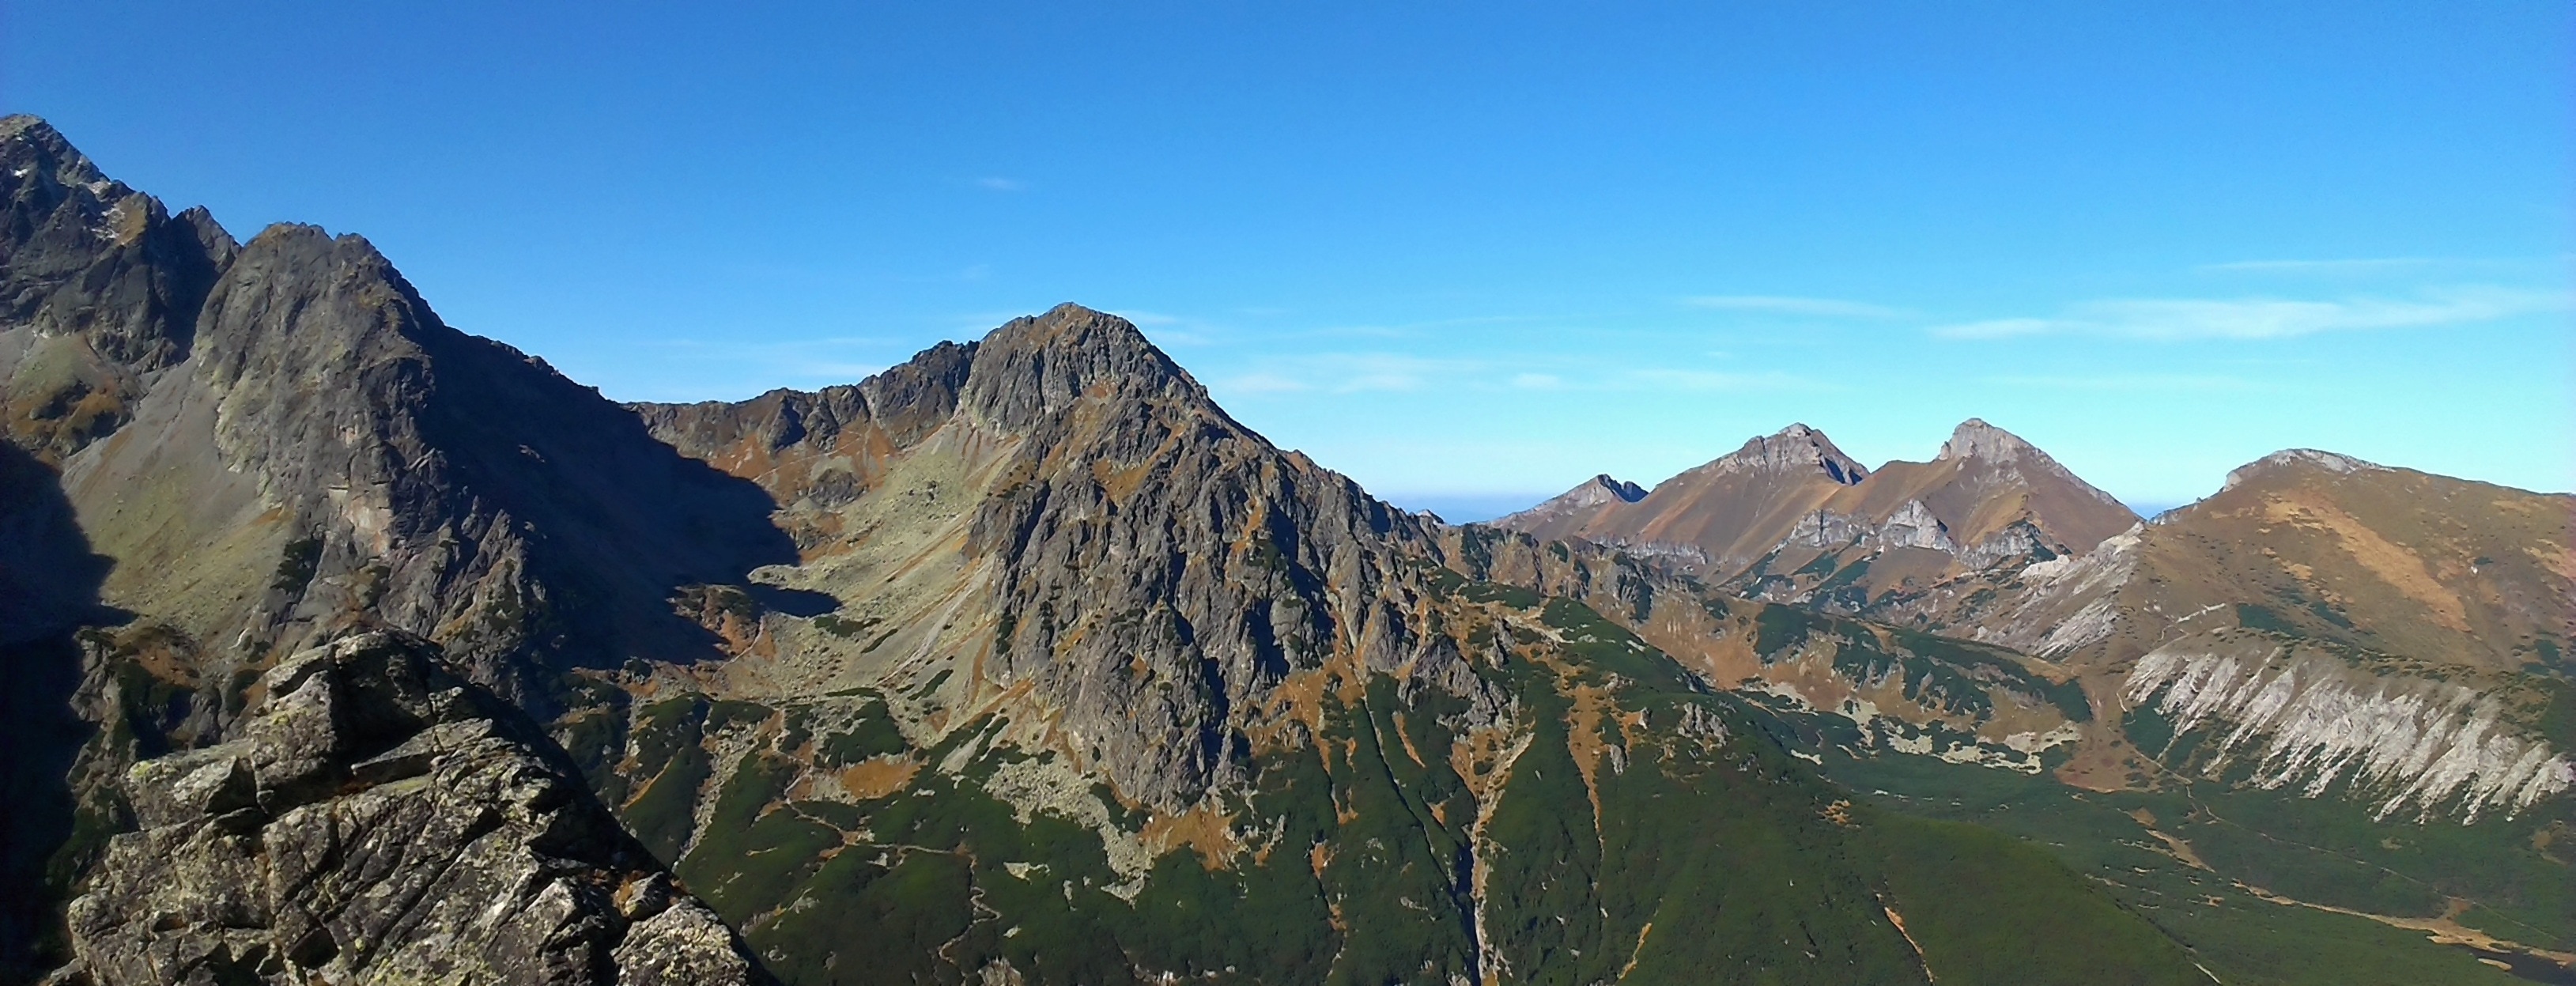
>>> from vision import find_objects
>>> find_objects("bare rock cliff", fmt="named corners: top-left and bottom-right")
top-left (56, 631), bottom-right (768, 986)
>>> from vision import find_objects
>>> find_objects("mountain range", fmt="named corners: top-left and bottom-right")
top-left (3, 115), bottom-right (2569, 986)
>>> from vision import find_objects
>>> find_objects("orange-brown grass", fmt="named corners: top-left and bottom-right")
top-left (838, 755), bottom-right (920, 799)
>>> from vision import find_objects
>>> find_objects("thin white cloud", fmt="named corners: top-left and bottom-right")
top-left (976, 176), bottom-right (1029, 192)
top-left (1222, 372), bottom-right (1311, 395)
top-left (1627, 368), bottom-right (1824, 391)
top-left (1978, 374), bottom-right (2268, 393)
top-left (1932, 286), bottom-right (2565, 341)
top-left (2198, 258), bottom-right (2438, 273)
top-left (1512, 372), bottom-right (1562, 389)
top-left (1685, 295), bottom-right (1908, 319)
top-left (1215, 353), bottom-right (1485, 396)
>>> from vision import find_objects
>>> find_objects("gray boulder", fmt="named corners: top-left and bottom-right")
top-left (55, 631), bottom-right (769, 986)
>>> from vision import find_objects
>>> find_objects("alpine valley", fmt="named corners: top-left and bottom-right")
top-left (2, 115), bottom-right (2569, 986)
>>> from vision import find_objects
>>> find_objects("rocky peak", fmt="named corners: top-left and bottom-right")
top-left (1934, 417), bottom-right (2127, 509)
top-left (1586, 473), bottom-right (1649, 503)
top-left (1936, 417), bottom-right (2035, 463)
top-left (1709, 422), bottom-right (1866, 485)
top-left (958, 303), bottom-right (1222, 436)
top-left (1, 114), bottom-right (116, 198)
top-left (1, 116), bottom-right (238, 458)
top-left (2222, 448), bottom-right (2388, 490)
top-left (1491, 473), bottom-right (1648, 530)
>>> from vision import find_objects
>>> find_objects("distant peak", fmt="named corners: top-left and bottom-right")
top-left (1588, 474), bottom-right (1649, 503)
top-left (1715, 423), bottom-right (1866, 485)
top-left (1937, 417), bottom-right (2036, 463)
top-left (2223, 448), bottom-right (2386, 490)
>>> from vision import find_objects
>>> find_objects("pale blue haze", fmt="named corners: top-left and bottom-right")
top-left (6, 2), bottom-right (2567, 517)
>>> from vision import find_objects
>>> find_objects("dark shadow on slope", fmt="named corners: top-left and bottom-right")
top-left (0, 440), bottom-right (112, 982)
top-left (406, 327), bottom-right (806, 686)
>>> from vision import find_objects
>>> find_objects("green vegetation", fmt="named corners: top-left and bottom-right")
top-left (812, 613), bottom-right (880, 639)
top-left (1815, 745), bottom-right (2543, 985)
top-left (1869, 815), bottom-right (2203, 986)
top-left (620, 697), bottom-right (713, 863)
top-left (1460, 580), bottom-right (1543, 609)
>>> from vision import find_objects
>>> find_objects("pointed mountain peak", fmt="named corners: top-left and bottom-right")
top-left (1929, 417), bottom-right (2127, 512)
top-left (2, 113), bottom-right (115, 192)
top-left (1492, 473), bottom-right (1649, 529)
top-left (1937, 417), bottom-right (2038, 463)
top-left (1588, 474), bottom-right (1649, 503)
top-left (2222, 448), bottom-right (2387, 490)
top-left (961, 303), bottom-right (1224, 434)
top-left (1712, 422), bottom-right (1866, 485)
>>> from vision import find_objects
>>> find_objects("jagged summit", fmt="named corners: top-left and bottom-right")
top-left (1708, 422), bottom-right (1868, 485)
top-left (958, 301), bottom-right (1228, 435)
top-left (1491, 473), bottom-right (1648, 530)
top-left (1936, 417), bottom-right (2035, 463)
top-left (1591, 473), bottom-right (1648, 502)
top-left (1498, 415), bottom-right (2139, 598)
top-left (1, 114), bottom-right (112, 191)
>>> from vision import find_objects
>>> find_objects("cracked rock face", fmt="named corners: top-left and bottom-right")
top-left (57, 632), bottom-right (769, 986)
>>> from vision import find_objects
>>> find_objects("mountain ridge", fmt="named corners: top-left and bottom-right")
top-left (5, 113), bottom-right (2566, 986)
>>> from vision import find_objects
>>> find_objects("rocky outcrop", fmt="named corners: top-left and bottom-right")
top-left (55, 631), bottom-right (769, 985)
top-left (2122, 640), bottom-right (2572, 823)
top-left (2220, 448), bottom-right (2385, 491)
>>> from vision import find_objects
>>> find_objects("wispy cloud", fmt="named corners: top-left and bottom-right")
top-left (1512, 372), bottom-right (1562, 389)
top-left (2197, 257), bottom-right (2438, 273)
top-left (1627, 368), bottom-right (1826, 391)
top-left (1214, 353), bottom-right (1486, 396)
top-left (1685, 295), bottom-right (1907, 319)
top-left (1932, 286), bottom-right (2564, 341)
top-left (975, 176), bottom-right (1029, 192)
top-left (1978, 373), bottom-right (2269, 393)
top-left (1222, 372), bottom-right (1310, 395)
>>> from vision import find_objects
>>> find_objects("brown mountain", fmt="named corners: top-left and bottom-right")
top-left (1498, 422), bottom-right (1868, 565)
top-left (1496, 418), bottom-right (2137, 607)
top-left (1860, 448), bottom-right (2576, 819)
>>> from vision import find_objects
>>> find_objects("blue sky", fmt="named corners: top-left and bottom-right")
top-left (8, 2), bottom-right (2567, 518)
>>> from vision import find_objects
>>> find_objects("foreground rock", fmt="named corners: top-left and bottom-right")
top-left (53, 632), bottom-right (769, 986)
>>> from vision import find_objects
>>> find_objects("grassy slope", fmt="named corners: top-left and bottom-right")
top-left (1815, 746), bottom-right (2540, 986)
